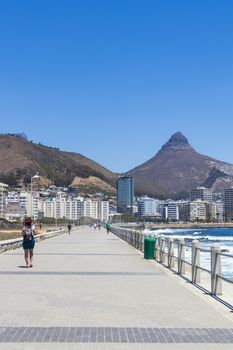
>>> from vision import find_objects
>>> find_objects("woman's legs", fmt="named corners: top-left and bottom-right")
top-left (24, 249), bottom-right (29, 267)
top-left (29, 249), bottom-right (34, 267)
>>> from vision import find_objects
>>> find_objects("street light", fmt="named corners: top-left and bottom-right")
top-left (30, 173), bottom-right (40, 219)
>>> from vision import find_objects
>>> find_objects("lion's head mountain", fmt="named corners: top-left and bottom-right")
top-left (1, 132), bottom-right (233, 199)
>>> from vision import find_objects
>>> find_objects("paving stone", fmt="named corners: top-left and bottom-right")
top-left (0, 327), bottom-right (232, 343)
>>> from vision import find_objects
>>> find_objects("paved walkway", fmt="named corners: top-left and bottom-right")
top-left (0, 227), bottom-right (233, 349)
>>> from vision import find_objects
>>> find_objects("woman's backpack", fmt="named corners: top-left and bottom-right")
top-left (24, 227), bottom-right (33, 242)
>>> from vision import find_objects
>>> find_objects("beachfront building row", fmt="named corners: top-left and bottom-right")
top-left (2, 190), bottom-right (109, 222)
top-left (40, 196), bottom-right (109, 222)
top-left (135, 196), bottom-right (224, 222)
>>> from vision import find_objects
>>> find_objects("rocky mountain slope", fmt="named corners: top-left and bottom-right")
top-left (129, 132), bottom-right (233, 199)
top-left (0, 134), bottom-right (116, 193)
top-left (71, 176), bottom-right (116, 194)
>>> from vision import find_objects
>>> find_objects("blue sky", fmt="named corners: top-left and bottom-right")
top-left (0, 0), bottom-right (232, 172)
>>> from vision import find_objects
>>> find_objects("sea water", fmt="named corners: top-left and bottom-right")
top-left (145, 227), bottom-right (233, 281)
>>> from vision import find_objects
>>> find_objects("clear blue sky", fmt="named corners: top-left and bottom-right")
top-left (0, 0), bottom-right (232, 172)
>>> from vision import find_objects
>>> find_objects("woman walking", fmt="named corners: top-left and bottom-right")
top-left (22, 217), bottom-right (36, 268)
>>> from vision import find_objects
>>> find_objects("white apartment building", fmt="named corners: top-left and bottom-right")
top-left (65, 197), bottom-right (84, 220)
top-left (83, 200), bottom-right (109, 221)
top-left (43, 198), bottom-right (56, 218)
top-left (83, 200), bottom-right (98, 219)
top-left (137, 196), bottom-right (159, 216)
top-left (55, 194), bottom-right (67, 219)
top-left (190, 201), bottom-right (207, 221)
top-left (19, 191), bottom-right (39, 220)
top-left (157, 200), bottom-right (179, 222)
top-left (99, 201), bottom-right (109, 221)
top-left (0, 182), bottom-right (8, 219)
top-left (212, 201), bottom-right (224, 221)
top-left (5, 191), bottom-right (20, 221)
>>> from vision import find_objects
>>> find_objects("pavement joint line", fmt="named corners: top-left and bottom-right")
top-left (0, 327), bottom-right (233, 343)
top-left (0, 271), bottom-right (163, 276)
top-left (5, 253), bottom-right (140, 256)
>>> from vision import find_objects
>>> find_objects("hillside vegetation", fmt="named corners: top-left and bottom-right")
top-left (0, 134), bottom-right (117, 193)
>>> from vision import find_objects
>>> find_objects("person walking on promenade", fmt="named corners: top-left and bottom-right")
top-left (68, 223), bottom-right (72, 234)
top-left (105, 222), bottom-right (110, 234)
top-left (22, 217), bottom-right (36, 268)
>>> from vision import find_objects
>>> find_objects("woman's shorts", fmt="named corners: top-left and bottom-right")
top-left (23, 237), bottom-right (35, 250)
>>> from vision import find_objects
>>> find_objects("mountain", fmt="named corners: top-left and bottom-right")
top-left (0, 134), bottom-right (116, 193)
top-left (129, 132), bottom-right (233, 199)
top-left (2, 132), bottom-right (233, 199)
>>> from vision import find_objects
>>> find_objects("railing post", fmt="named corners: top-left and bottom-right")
top-left (211, 243), bottom-right (222, 295)
top-left (134, 231), bottom-right (137, 248)
top-left (140, 234), bottom-right (144, 251)
top-left (160, 235), bottom-right (165, 264)
top-left (153, 235), bottom-right (157, 260)
top-left (168, 237), bottom-right (174, 268)
top-left (130, 231), bottom-right (132, 245)
top-left (192, 240), bottom-right (200, 284)
top-left (154, 236), bottom-right (158, 261)
top-left (178, 238), bottom-right (185, 275)
top-left (136, 232), bottom-right (139, 249)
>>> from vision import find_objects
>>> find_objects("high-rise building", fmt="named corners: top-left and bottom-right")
top-left (167, 201), bottom-right (179, 222)
top-left (0, 182), bottom-right (9, 219)
top-left (117, 176), bottom-right (134, 214)
top-left (177, 201), bottom-right (190, 222)
top-left (224, 188), bottom-right (233, 221)
top-left (190, 187), bottom-right (212, 202)
top-left (158, 201), bottom-right (166, 220)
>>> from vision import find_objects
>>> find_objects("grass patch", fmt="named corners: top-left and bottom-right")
top-left (0, 230), bottom-right (22, 241)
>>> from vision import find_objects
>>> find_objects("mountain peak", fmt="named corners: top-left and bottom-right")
top-left (160, 132), bottom-right (193, 151)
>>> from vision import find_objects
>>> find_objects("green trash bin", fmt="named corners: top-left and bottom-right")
top-left (144, 237), bottom-right (156, 259)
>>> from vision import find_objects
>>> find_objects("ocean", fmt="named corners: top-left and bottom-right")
top-left (145, 227), bottom-right (233, 281)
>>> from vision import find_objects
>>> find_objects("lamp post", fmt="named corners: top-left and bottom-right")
top-left (30, 173), bottom-right (40, 220)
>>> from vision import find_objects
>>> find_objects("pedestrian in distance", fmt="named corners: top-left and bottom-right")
top-left (105, 222), bottom-right (110, 234)
top-left (98, 223), bottom-right (101, 230)
top-left (93, 223), bottom-right (97, 230)
top-left (68, 223), bottom-right (72, 234)
top-left (22, 216), bottom-right (36, 268)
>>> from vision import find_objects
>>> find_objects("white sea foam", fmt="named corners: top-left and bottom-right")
top-left (146, 227), bottom-right (233, 278)
top-left (204, 236), bottom-right (233, 242)
top-left (149, 228), bottom-right (194, 235)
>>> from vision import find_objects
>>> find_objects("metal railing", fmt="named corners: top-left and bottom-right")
top-left (0, 229), bottom-right (65, 253)
top-left (155, 236), bottom-right (233, 296)
top-left (110, 226), bottom-right (233, 302)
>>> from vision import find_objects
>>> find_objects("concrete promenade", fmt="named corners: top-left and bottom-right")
top-left (0, 227), bottom-right (233, 349)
